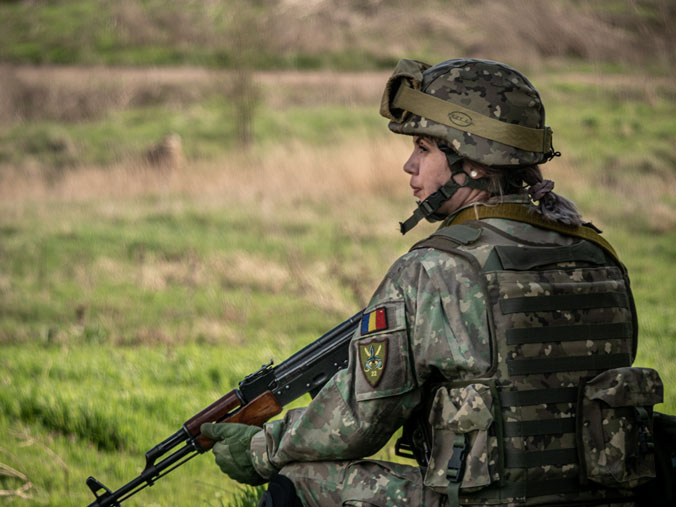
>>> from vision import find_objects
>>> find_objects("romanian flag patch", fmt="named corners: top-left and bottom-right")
top-left (360, 307), bottom-right (388, 336)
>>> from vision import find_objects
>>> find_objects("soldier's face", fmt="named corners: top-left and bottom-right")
top-left (403, 137), bottom-right (452, 201)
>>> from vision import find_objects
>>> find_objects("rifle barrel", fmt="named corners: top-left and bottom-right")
top-left (87, 441), bottom-right (198, 506)
top-left (86, 310), bottom-right (363, 505)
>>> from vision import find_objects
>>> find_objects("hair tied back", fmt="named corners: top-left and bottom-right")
top-left (528, 179), bottom-right (555, 202)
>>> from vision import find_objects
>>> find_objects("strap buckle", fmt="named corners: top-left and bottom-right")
top-left (394, 437), bottom-right (416, 460)
top-left (417, 187), bottom-right (451, 219)
top-left (446, 435), bottom-right (468, 483)
top-left (419, 199), bottom-right (436, 216)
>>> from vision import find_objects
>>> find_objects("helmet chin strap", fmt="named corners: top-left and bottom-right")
top-left (399, 156), bottom-right (491, 234)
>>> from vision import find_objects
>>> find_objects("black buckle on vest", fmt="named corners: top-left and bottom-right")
top-left (394, 437), bottom-right (416, 460)
top-left (446, 437), bottom-right (468, 483)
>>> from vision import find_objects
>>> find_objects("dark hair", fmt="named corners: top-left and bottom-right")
top-left (494, 164), bottom-right (584, 226)
top-left (435, 136), bottom-right (584, 226)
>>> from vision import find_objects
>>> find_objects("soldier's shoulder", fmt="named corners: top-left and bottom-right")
top-left (396, 244), bottom-right (457, 267)
top-left (386, 239), bottom-right (476, 281)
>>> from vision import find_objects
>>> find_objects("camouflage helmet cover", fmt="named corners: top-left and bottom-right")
top-left (380, 58), bottom-right (555, 167)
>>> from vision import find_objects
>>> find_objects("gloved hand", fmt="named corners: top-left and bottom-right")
top-left (200, 422), bottom-right (265, 485)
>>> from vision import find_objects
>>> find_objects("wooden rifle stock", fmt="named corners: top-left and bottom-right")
top-left (86, 310), bottom-right (362, 506)
top-left (186, 390), bottom-right (283, 451)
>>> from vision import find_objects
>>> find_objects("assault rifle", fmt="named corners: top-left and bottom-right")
top-left (86, 311), bottom-right (362, 506)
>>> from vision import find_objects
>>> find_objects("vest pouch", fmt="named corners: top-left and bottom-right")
top-left (424, 383), bottom-right (500, 495)
top-left (579, 367), bottom-right (663, 488)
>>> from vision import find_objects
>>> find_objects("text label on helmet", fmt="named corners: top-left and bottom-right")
top-left (449, 111), bottom-right (473, 128)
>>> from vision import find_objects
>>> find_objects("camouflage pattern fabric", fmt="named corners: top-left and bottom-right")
top-left (421, 198), bottom-right (645, 505)
top-left (249, 196), bottom-right (643, 506)
top-left (581, 367), bottom-right (663, 488)
top-left (278, 460), bottom-right (444, 506)
top-left (426, 383), bottom-right (500, 492)
top-left (381, 59), bottom-right (550, 167)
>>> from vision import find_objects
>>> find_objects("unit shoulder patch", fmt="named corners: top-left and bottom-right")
top-left (358, 338), bottom-right (388, 387)
top-left (353, 301), bottom-right (411, 400)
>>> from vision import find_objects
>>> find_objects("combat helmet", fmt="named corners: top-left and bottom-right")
top-left (380, 58), bottom-right (557, 233)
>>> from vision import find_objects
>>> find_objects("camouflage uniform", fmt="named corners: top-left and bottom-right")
top-left (249, 195), bottom-right (487, 505)
top-left (248, 195), bottom-right (656, 506)
top-left (244, 59), bottom-right (662, 506)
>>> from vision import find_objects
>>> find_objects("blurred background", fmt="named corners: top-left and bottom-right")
top-left (1, 0), bottom-right (674, 505)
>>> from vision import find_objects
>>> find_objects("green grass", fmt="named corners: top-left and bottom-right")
top-left (2, 68), bottom-right (675, 175)
top-left (4, 78), bottom-right (676, 177)
top-left (0, 0), bottom-right (399, 69)
top-left (546, 82), bottom-right (676, 171)
top-left (1, 0), bottom-right (671, 71)
top-left (0, 100), bottom-right (384, 169)
top-left (607, 228), bottom-right (676, 411)
top-left (0, 195), bottom-right (414, 505)
top-left (1, 189), bottom-right (674, 505)
top-left (1, 67), bottom-right (675, 505)
top-left (0, 194), bottom-right (414, 346)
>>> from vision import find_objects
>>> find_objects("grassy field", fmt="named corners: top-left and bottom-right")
top-left (1, 66), bottom-right (675, 505)
top-left (0, 0), bottom-right (673, 73)
top-left (1, 2), bottom-right (675, 501)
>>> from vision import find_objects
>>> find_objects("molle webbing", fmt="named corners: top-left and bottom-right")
top-left (500, 292), bottom-right (628, 314)
top-left (499, 387), bottom-right (577, 407)
top-left (506, 322), bottom-right (633, 345)
top-left (507, 354), bottom-right (631, 376)
top-left (447, 203), bottom-right (622, 269)
top-left (505, 449), bottom-right (578, 468)
top-left (503, 418), bottom-right (576, 437)
top-left (412, 215), bottom-right (636, 504)
top-left (463, 477), bottom-right (601, 500)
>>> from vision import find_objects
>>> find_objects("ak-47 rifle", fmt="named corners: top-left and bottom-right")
top-left (86, 311), bottom-right (362, 506)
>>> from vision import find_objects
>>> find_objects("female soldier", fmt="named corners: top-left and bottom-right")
top-left (201, 59), bottom-right (660, 506)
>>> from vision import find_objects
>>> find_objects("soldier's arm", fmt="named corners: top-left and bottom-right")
top-left (249, 253), bottom-right (429, 477)
top-left (250, 248), bottom-right (490, 477)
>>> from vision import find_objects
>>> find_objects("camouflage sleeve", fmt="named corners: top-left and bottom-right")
top-left (250, 248), bottom-right (491, 477)
top-left (409, 247), bottom-right (492, 383)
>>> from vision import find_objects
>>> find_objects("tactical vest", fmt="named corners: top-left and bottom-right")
top-left (397, 209), bottom-right (663, 506)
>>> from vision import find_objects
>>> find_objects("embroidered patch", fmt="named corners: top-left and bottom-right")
top-left (360, 307), bottom-right (388, 336)
top-left (359, 338), bottom-right (388, 387)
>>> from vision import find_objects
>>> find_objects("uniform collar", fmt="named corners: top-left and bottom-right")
top-left (440, 193), bottom-right (532, 229)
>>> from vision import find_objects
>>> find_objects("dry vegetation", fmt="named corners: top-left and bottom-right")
top-left (0, 135), bottom-right (411, 205)
top-left (0, 3), bottom-right (674, 506)
top-left (0, 0), bottom-right (674, 316)
top-left (0, 65), bottom-right (388, 125)
top-left (2, 127), bottom-right (674, 235)
top-left (0, 65), bottom-right (227, 124)
top-left (101, 0), bottom-right (675, 68)
top-left (1, 66), bottom-right (675, 234)
top-left (1, 0), bottom-right (674, 124)
top-left (142, 0), bottom-right (673, 69)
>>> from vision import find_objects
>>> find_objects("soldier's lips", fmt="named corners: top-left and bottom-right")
top-left (411, 186), bottom-right (422, 197)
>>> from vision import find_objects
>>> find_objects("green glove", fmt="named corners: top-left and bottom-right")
top-left (200, 422), bottom-right (265, 485)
